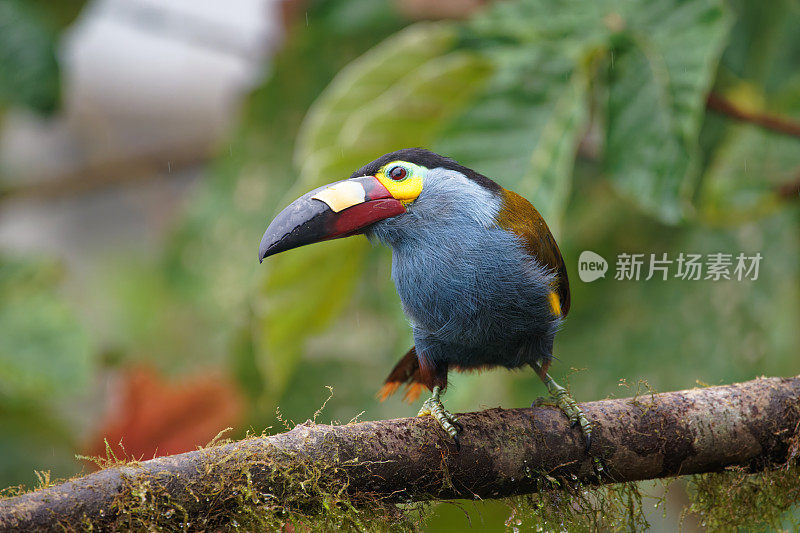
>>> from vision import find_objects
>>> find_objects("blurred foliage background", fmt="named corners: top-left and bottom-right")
top-left (0, 0), bottom-right (798, 529)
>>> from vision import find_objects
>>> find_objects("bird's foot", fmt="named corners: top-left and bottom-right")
top-left (533, 393), bottom-right (604, 475)
top-left (539, 376), bottom-right (592, 452)
top-left (418, 387), bottom-right (462, 448)
top-left (531, 396), bottom-right (557, 408)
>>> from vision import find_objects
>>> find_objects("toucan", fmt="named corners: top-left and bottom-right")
top-left (259, 148), bottom-right (591, 449)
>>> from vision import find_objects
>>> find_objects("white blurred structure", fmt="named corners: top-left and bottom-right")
top-left (64, 0), bottom-right (279, 160)
top-left (0, 0), bottom-right (283, 260)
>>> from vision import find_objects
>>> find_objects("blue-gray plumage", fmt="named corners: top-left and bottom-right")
top-left (367, 167), bottom-right (561, 378)
top-left (259, 148), bottom-right (591, 451)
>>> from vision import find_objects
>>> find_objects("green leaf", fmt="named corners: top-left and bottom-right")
top-left (343, 51), bottom-right (494, 157)
top-left (604, 0), bottom-right (731, 223)
top-left (605, 39), bottom-right (693, 223)
top-left (719, 0), bottom-right (800, 91)
top-left (521, 70), bottom-right (588, 234)
top-left (294, 23), bottom-right (491, 189)
top-left (0, 0), bottom-right (61, 114)
top-left (437, 46), bottom-right (589, 235)
top-left (559, 180), bottom-right (800, 399)
top-left (698, 95), bottom-right (800, 224)
top-left (257, 22), bottom-right (492, 400)
top-left (441, 0), bottom-right (729, 229)
top-left (695, 2), bottom-right (800, 224)
top-left (0, 257), bottom-right (91, 399)
top-left (258, 240), bottom-right (367, 396)
top-left (0, 400), bottom-right (77, 487)
top-left (295, 22), bottom-right (459, 173)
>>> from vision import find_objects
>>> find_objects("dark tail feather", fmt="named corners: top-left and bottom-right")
top-left (377, 347), bottom-right (427, 403)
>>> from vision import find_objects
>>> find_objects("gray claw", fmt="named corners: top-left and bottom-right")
top-left (417, 386), bottom-right (462, 448)
top-left (539, 372), bottom-right (593, 455)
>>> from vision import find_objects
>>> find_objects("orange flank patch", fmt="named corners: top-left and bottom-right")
top-left (549, 291), bottom-right (562, 316)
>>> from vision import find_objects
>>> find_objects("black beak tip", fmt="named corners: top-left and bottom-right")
top-left (258, 236), bottom-right (273, 264)
top-left (258, 242), bottom-right (273, 264)
top-left (258, 194), bottom-right (330, 263)
top-left (258, 247), bottom-right (274, 263)
top-left (259, 229), bottom-right (291, 263)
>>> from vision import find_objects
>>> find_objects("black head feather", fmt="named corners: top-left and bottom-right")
top-left (350, 148), bottom-right (501, 193)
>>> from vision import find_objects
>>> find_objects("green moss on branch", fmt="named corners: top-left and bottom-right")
top-left (1, 376), bottom-right (798, 531)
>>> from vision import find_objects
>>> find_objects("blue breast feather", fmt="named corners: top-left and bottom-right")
top-left (366, 168), bottom-right (561, 371)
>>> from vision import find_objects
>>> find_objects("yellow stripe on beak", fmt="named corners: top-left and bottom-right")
top-left (311, 181), bottom-right (366, 213)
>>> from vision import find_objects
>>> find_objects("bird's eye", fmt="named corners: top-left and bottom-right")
top-left (388, 166), bottom-right (407, 181)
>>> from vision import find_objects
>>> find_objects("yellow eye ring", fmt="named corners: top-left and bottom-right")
top-left (376, 161), bottom-right (424, 204)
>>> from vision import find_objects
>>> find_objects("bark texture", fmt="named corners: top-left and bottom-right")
top-left (1, 376), bottom-right (798, 531)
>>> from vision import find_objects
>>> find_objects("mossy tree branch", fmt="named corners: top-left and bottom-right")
top-left (1, 376), bottom-right (799, 531)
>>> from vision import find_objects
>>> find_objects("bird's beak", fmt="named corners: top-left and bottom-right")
top-left (259, 176), bottom-right (406, 262)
